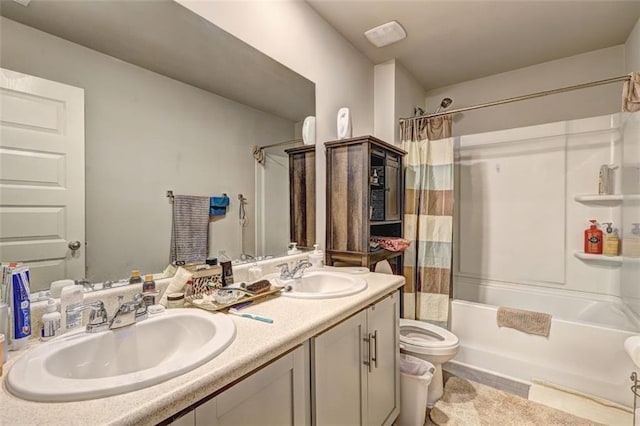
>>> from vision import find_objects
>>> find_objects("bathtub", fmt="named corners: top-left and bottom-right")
top-left (449, 281), bottom-right (640, 406)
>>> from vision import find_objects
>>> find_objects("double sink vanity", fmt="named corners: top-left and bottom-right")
top-left (1, 257), bottom-right (404, 425)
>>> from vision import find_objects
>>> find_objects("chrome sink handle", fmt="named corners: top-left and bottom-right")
top-left (110, 293), bottom-right (147, 330)
top-left (276, 263), bottom-right (292, 280)
top-left (65, 300), bottom-right (109, 333)
top-left (291, 259), bottom-right (312, 279)
top-left (132, 293), bottom-right (149, 320)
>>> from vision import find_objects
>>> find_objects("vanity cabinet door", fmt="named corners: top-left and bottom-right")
top-left (195, 344), bottom-right (309, 426)
top-left (171, 410), bottom-right (195, 426)
top-left (312, 310), bottom-right (368, 426)
top-left (311, 291), bottom-right (400, 426)
top-left (366, 292), bottom-right (400, 426)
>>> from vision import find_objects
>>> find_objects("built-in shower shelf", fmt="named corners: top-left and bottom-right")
top-left (574, 194), bottom-right (622, 203)
top-left (573, 251), bottom-right (622, 265)
top-left (574, 194), bottom-right (640, 204)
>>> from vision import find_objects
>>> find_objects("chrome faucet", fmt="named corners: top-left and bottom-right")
top-left (110, 294), bottom-right (148, 330)
top-left (75, 278), bottom-right (94, 292)
top-left (276, 259), bottom-right (312, 280)
top-left (65, 300), bottom-right (109, 333)
top-left (64, 294), bottom-right (148, 334)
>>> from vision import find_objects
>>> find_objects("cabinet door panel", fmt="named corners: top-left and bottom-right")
top-left (385, 155), bottom-right (400, 221)
top-left (367, 293), bottom-right (400, 426)
top-left (312, 311), bottom-right (367, 426)
top-left (328, 143), bottom-right (368, 252)
top-left (171, 410), bottom-right (195, 426)
top-left (196, 346), bottom-right (307, 426)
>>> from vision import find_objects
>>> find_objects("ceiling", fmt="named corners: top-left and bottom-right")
top-left (0, 0), bottom-right (315, 122)
top-left (306, 0), bottom-right (640, 91)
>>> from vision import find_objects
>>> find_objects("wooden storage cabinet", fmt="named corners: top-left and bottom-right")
top-left (286, 145), bottom-right (316, 249)
top-left (311, 291), bottom-right (400, 426)
top-left (325, 136), bottom-right (406, 271)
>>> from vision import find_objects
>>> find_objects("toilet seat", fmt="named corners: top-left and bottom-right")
top-left (399, 319), bottom-right (459, 356)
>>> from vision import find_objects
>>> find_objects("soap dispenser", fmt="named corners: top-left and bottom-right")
top-left (602, 222), bottom-right (619, 256)
top-left (623, 223), bottom-right (640, 258)
top-left (287, 242), bottom-right (299, 255)
top-left (309, 244), bottom-right (324, 268)
top-left (584, 219), bottom-right (603, 255)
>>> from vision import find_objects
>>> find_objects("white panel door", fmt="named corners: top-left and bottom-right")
top-left (0, 68), bottom-right (85, 290)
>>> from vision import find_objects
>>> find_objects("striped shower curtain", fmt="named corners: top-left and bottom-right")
top-left (401, 116), bottom-right (454, 326)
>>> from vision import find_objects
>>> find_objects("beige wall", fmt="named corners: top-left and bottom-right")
top-left (626, 17), bottom-right (640, 72)
top-left (0, 17), bottom-right (294, 282)
top-left (425, 45), bottom-right (625, 137)
top-left (177, 0), bottom-right (375, 249)
top-left (394, 61), bottom-right (426, 143)
top-left (374, 60), bottom-right (396, 143)
top-left (374, 59), bottom-right (426, 144)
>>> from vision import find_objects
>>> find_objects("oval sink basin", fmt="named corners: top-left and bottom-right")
top-left (269, 270), bottom-right (367, 299)
top-left (7, 308), bottom-right (236, 402)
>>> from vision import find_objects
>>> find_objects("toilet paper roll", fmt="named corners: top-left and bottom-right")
top-left (624, 336), bottom-right (640, 368)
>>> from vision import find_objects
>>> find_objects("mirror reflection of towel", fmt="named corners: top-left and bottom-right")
top-left (210, 195), bottom-right (230, 216)
top-left (623, 72), bottom-right (640, 112)
top-left (170, 195), bottom-right (209, 264)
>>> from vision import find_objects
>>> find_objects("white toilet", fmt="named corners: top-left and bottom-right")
top-left (399, 319), bottom-right (460, 406)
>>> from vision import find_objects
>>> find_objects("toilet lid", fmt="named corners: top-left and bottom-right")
top-left (399, 319), bottom-right (459, 352)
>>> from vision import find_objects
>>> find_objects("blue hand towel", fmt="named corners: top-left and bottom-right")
top-left (210, 195), bottom-right (230, 216)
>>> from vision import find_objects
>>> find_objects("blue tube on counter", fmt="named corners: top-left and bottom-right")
top-left (10, 267), bottom-right (31, 350)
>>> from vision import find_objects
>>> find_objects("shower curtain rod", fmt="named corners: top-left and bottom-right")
top-left (399, 74), bottom-right (632, 122)
top-left (257, 138), bottom-right (303, 151)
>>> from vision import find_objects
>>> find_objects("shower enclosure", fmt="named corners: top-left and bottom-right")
top-left (450, 111), bottom-right (640, 406)
top-left (254, 143), bottom-right (297, 258)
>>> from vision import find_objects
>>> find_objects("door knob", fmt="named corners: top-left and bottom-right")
top-left (68, 241), bottom-right (82, 251)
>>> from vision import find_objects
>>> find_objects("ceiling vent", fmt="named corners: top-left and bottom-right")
top-left (364, 21), bottom-right (406, 48)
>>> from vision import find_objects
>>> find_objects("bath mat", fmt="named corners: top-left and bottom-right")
top-left (528, 379), bottom-right (632, 425)
top-left (496, 306), bottom-right (552, 336)
top-left (430, 377), bottom-right (604, 426)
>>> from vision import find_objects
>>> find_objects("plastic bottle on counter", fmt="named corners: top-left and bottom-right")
top-left (248, 263), bottom-right (263, 282)
top-left (623, 223), bottom-right (640, 258)
top-left (584, 219), bottom-right (603, 255)
top-left (60, 285), bottom-right (83, 332)
top-left (602, 222), bottom-right (620, 256)
top-left (129, 270), bottom-right (143, 285)
top-left (142, 274), bottom-right (157, 306)
top-left (41, 298), bottom-right (61, 341)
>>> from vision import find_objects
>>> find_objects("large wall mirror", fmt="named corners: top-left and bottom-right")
top-left (0, 0), bottom-right (316, 291)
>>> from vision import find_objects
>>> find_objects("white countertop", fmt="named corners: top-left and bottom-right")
top-left (1, 271), bottom-right (404, 425)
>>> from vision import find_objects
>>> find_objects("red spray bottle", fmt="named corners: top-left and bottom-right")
top-left (584, 220), bottom-right (603, 254)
